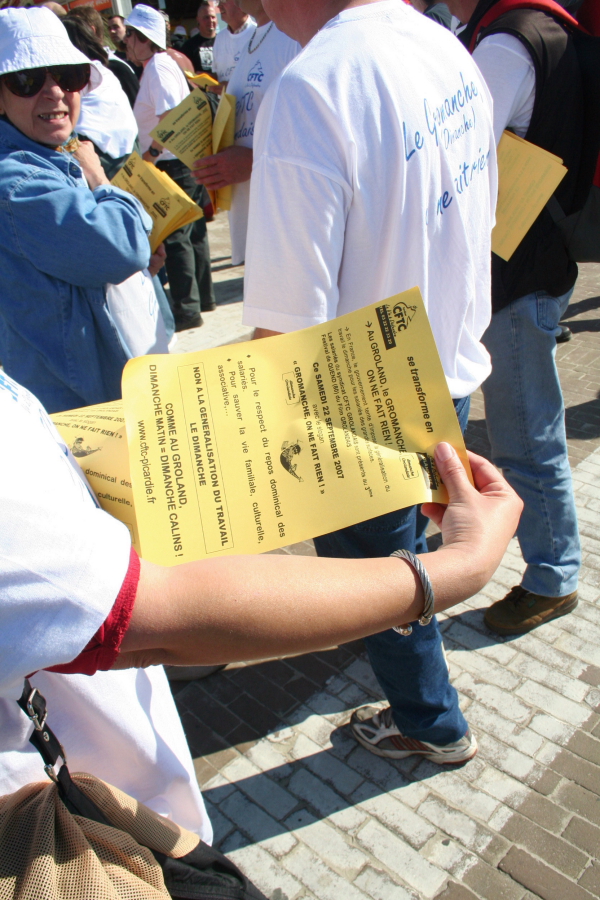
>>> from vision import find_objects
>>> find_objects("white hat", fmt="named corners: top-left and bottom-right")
top-left (124, 4), bottom-right (166, 50)
top-left (0, 7), bottom-right (99, 83)
top-left (173, 25), bottom-right (187, 35)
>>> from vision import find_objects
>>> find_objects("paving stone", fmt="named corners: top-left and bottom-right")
top-left (221, 754), bottom-right (298, 819)
top-left (421, 834), bottom-right (479, 879)
top-left (354, 866), bottom-right (420, 900)
top-left (543, 747), bottom-right (600, 796)
top-left (418, 796), bottom-right (498, 857)
top-left (355, 786), bottom-right (437, 849)
top-left (356, 818), bottom-right (447, 898)
top-left (498, 811), bottom-right (589, 879)
top-left (433, 882), bottom-right (479, 900)
top-left (453, 673), bottom-right (531, 724)
top-left (508, 653), bottom-right (590, 703)
top-left (345, 746), bottom-right (430, 806)
top-left (499, 847), bottom-right (596, 900)
top-left (287, 767), bottom-right (347, 816)
top-left (412, 766), bottom-right (500, 822)
top-left (555, 781), bottom-right (600, 827)
top-left (579, 861), bottom-right (600, 895)
top-left (514, 681), bottom-right (592, 728)
top-left (228, 843), bottom-right (306, 900)
top-left (219, 789), bottom-right (297, 856)
top-left (283, 809), bottom-right (368, 879)
top-left (281, 842), bottom-right (369, 900)
top-left (562, 815), bottom-right (600, 857)
top-left (462, 860), bottom-right (528, 900)
top-left (466, 702), bottom-right (545, 758)
top-left (565, 730), bottom-right (600, 766)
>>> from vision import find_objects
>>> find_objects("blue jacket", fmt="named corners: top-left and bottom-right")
top-left (0, 118), bottom-right (153, 413)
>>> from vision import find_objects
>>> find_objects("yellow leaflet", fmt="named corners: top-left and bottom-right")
top-left (492, 130), bottom-right (567, 261)
top-left (122, 288), bottom-right (470, 565)
top-left (50, 402), bottom-right (140, 553)
top-left (185, 70), bottom-right (220, 88)
top-left (150, 90), bottom-right (214, 169)
top-left (211, 92), bottom-right (236, 211)
top-left (112, 152), bottom-right (203, 252)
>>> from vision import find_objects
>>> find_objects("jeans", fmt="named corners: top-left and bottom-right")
top-left (481, 289), bottom-right (580, 597)
top-left (156, 159), bottom-right (215, 324)
top-left (314, 396), bottom-right (471, 745)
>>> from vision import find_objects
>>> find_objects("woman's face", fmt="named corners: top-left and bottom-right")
top-left (0, 71), bottom-right (80, 147)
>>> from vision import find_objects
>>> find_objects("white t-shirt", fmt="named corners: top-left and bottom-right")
top-left (212, 16), bottom-right (256, 83)
top-left (474, 33), bottom-right (535, 143)
top-left (242, 1), bottom-right (497, 398)
top-left (134, 51), bottom-right (189, 161)
top-left (0, 373), bottom-right (211, 842)
top-left (78, 61), bottom-right (138, 159)
top-left (227, 23), bottom-right (300, 265)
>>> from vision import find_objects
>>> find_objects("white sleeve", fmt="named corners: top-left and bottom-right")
top-left (473, 33), bottom-right (536, 143)
top-left (0, 378), bottom-right (132, 701)
top-left (242, 153), bottom-right (349, 332)
top-left (150, 57), bottom-right (188, 117)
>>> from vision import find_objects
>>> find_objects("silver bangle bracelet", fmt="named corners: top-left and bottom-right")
top-left (390, 549), bottom-right (435, 636)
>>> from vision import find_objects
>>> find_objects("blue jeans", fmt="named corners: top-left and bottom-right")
top-left (481, 289), bottom-right (580, 597)
top-left (313, 396), bottom-right (471, 745)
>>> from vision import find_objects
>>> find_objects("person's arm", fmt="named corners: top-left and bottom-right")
top-left (192, 145), bottom-right (253, 189)
top-left (9, 156), bottom-right (152, 286)
top-left (113, 445), bottom-right (522, 670)
top-left (472, 34), bottom-right (536, 144)
top-left (142, 110), bottom-right (171, 164)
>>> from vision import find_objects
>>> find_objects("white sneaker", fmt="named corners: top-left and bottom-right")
top-left (350, 705), bottom-right (477, 764)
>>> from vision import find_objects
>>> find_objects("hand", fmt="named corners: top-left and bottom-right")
top-left (73, 140), bottom-right (110, 190)
top-left (148, 243), bottom-right (166, 277)
top-left (192, 146), bottom-right (253, 189)
top-left (422, 444), bottom-right (522, 591)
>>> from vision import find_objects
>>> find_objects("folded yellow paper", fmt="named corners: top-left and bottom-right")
top-left (150, 89), bottom-right (214, 169)
top-left (111, 152), bottom-right (203, 252)
top-left (209, 91), bottom-right (236, 211)
top-left (50, 402), bottom-right (141, 552)
top-left (492, 130), bottom-right (567, 261)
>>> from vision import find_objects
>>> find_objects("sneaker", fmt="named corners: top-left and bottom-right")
top-left (556, 324), bottom-right (573, 344)
top-left (350, 706), bottom-right (477, 763)
top-left (484, 585), bottom-right (578, 636)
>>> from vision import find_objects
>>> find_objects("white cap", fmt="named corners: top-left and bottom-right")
top-left (173, 25), bottom-right (187, 35)
top-left (0, 7), bottom-right (99, 81)
top-left (124, 4), bottom-right (166, 50)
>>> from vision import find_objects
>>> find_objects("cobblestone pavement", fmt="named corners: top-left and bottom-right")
top-left (169, 217), bottom-right (600, 900)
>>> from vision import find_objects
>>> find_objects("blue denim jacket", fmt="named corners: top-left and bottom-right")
top-left (0, 119), bottom-right (153, 413)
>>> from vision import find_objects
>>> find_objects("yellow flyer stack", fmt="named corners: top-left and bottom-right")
top-left (111, 152), bottom-right (203, 252)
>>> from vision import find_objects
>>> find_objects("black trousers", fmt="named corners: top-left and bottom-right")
top-left (156, 158), bottom-right (215, 325)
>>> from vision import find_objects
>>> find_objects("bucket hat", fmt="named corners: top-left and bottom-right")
top-left (124, 4), bottom-right (166, 49)
top-left (0, 7), bottom-right (100, 87)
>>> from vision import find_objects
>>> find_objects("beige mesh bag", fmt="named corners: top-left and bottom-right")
top-left (0, 774), bottom-right (199, 900)
top-left (1, 681), bottom-right (268, 900)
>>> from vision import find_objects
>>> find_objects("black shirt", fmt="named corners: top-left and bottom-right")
top-left (181, 34), bottom-right (215, 75)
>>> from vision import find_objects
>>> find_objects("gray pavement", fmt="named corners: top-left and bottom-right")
top-left (170, 214), bottom-right (600, 900)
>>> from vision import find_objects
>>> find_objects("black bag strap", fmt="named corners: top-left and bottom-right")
top-left (17, 679), bottom-right (112, 824)
top-left (16, 681), bottom-right (269, 899)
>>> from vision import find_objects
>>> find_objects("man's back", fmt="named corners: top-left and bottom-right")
top-left (243, 0), bottom-right (497, 399)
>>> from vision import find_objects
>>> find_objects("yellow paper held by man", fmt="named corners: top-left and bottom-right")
top-left (122, 288), bottom-right (470, 565)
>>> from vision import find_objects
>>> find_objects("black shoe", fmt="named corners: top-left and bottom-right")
top-left (201, 299), bottom-right (217, 312)
top-left (556, 325), bottom-right (572, 344)
top-left (175, 314), bottom-right (203, 332)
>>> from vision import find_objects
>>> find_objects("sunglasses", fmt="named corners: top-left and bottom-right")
top-left (125, 28), bottom-right (149, 42)
top-left (0, 64), bottom-right (90, 99)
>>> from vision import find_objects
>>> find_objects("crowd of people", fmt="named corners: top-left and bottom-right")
top-left (0, 0), bottom-right (595, 883)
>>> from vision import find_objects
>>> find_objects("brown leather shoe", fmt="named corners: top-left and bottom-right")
top-left (484, 585), bottom-right (578, 635)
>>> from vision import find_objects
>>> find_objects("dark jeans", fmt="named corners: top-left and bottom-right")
top-left (156, 159), bottom-right (215, 325)
top-left (314, 396), bottom-right (471, 745)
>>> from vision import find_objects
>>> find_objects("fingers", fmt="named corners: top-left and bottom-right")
top-left (433, 443), bottom-right (474, 503)
top-left (466, 450), bottom-right (511, 496)
top-left (420, 501), bottom-right (444, 527)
